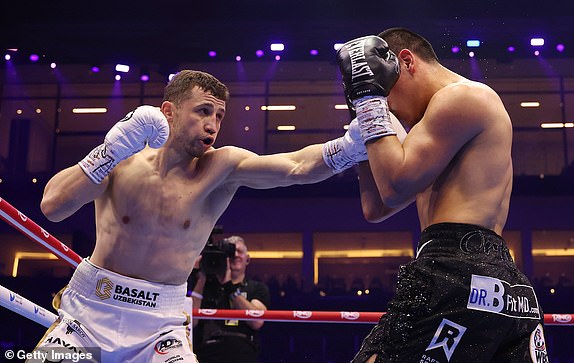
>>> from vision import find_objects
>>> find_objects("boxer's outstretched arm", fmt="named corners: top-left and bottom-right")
top-left (228, 144), bottom-right (334, 189)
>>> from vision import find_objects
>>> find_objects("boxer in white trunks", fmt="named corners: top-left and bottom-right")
top-left (30, 70), bottom-right (401, 362)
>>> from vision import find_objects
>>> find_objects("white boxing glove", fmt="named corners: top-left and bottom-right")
top-left (322, 118), bottom-right (368, 174)
top-left (78, 105), bottom-right (169, 184)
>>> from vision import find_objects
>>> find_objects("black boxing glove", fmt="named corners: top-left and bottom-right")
top-left (336, 35), bottom-right (400, 105)
top-left (336, 36), bottom-right (401, 143)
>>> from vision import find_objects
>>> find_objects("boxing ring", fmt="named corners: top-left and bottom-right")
top-left (1, 196), bottom-right (573, 330)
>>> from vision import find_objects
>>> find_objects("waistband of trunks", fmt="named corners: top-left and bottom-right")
top-left (417, 222), bottom-right (512, 261)
top-left (68, 258), bottom-right (186, 313)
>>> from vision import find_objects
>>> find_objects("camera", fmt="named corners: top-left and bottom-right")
top-left (200, 227), bottom-right (236, 275)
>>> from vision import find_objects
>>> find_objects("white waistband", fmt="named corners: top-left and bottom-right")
top-left (68, 259), bottom-right (187, 313)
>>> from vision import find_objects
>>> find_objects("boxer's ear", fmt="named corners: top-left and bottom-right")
top-left (161, 101), bottom-right (174, 121)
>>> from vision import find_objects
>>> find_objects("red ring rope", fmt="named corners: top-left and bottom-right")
top-left (192, 309), bottom-right (574, 326)
top-left (0, 196), bottom-right (572, 326)
top-left (0, 196), bottom-right (81, 267)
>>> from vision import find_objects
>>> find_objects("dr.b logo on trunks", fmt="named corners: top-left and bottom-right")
top-left (423, 318), bottom-right (467, 362)
top-left (467, 274), bottom-right (540, 319)
top-left (94, 277), bottom-right (160, 308)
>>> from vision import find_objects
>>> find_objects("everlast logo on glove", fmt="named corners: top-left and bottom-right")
top-left (346, 39), bottom-right (374, 80)
top-left (336, 35), bottom-right (400, 104)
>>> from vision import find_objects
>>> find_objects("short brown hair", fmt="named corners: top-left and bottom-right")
top-left (378, 27), bottom-right (439, 63)
top-left (163, 70), bottom-right (229, 105)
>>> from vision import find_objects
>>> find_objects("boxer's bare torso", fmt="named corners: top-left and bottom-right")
top-left (42, 87), bottom-right (332, 285)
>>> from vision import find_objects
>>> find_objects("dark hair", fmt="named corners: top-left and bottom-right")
top-left (378, 27), bottom-right (439, 63)
top-left (163, 70), bottom-right (229, 105)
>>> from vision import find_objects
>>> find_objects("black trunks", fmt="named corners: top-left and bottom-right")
top-left (352, 223), bottom-right (549, 363)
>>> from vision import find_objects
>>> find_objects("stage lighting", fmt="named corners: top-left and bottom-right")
top-left (270, 43), bottom-right (284, 51)
top-left (556, 44), bottom-right (565, 52)
top-left (310, 49), bottom-right (319, 56)
top-left (29, 54), bottom-right (39, 62)
top-left (451, 46), bottom-right (460, 54)
top-left (531, 38), bottom-right (544, 46)
top-left (115, 64), bottom-right (129, 73)
top-left (208, 51), bottom-right (216, 57)
top-left (466, 40), bottom-right (480, 48)
top-left (255, 50), bottom-right (264, 57)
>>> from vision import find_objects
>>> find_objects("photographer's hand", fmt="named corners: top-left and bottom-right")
top-left (217, 257), bottom-right (232, 285)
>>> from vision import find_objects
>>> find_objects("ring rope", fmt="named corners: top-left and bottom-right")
top-left (0, 196), bottom-right (572, 327)
top-left (0, 284), bottom-right (58, 328)
top-left (0, 196), bottom-right (81, 267)
top-left (193, 309), bottom-right (574, 326)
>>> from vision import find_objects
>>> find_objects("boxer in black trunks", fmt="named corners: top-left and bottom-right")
top-left (354, 223), bottom-right (546, 362)
top-left (335, 28), bottom-right (549, 362)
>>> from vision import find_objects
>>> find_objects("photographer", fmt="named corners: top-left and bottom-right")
top-left (190, 236), bottom-right (270, 363)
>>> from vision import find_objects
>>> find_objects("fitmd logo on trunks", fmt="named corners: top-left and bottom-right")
top-left (94, 277), bottom-right (161, 308)
top-left (467, 274), bottom-right (540, 319)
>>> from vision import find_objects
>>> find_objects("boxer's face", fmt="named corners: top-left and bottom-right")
top-left (387, 56), bottom-right (425, 129)
top-left (166, 87), bottom-right (226, 157)
top-left (388, 75), bottom-right (416, 128)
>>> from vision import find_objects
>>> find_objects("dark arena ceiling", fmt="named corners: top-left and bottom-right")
top-left (1, 0), bottom-right (574, 66)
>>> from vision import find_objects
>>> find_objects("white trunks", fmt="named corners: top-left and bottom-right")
top-left (29, 258), bottom-right (198, 363)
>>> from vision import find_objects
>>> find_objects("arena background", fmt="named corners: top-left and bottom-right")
top-left (1, 0), bottom-right (573, 361)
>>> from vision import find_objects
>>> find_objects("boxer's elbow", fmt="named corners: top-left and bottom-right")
top-left (41, 199), bottom-right (62, 222)
top-left (40, 195), bottom-right (70, 222)
top-left (362, 204), bottom-right (386, 223)
top-left (380, 181), bottom-right (411, 209)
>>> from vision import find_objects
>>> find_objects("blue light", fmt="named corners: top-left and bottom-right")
top-left (466, 40), bottom-right (481, 48)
